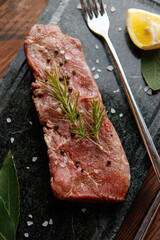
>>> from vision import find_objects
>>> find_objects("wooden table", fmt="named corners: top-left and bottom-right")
top-left (0, 0), bottom-right (159, 239)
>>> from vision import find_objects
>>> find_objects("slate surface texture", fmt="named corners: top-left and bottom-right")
top-left (0, 0), bottom-right (159, 239)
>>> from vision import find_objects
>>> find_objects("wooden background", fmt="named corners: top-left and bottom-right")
top-left (0, 0), bottom-right (159, 239)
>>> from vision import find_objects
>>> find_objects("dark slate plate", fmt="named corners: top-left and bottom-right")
top-left (0, 0), bottom-right (160, 239)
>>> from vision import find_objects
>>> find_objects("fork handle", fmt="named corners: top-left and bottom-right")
top-left (104, 35), bottom-right (160, 182)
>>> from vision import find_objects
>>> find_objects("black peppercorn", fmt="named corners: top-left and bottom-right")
top-left (54, 125), bottom-right (59, 130)
top-left (107, 160), bottom-right (111, 165)
top-left (71, 132), bottom-right (76, 137)
top-left (54, 48), bottom-right (59, 54)
top-left (72, 70), bottom-right (76, 75)
top-left (60, 150), bottom-right (65, 154)
top-left (68, 87), bottom-right (73, 92)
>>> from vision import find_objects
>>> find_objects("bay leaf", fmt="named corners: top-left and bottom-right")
top-left (0, 196), bottom-right (15, 240)
top-left (141, 49), bottom-right (160, 91)
top-left (0, 151), bottom-right (20, 231)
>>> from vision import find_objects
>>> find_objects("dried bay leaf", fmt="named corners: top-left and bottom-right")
top-left (0, 151), bottom-right (20, 232)
top-left (141, 50), bottom-right (160, 91)
top-left (0, 196), bottom-right (15, 240)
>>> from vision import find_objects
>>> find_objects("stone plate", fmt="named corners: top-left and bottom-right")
top-left (0, 0), bottom-right (159, 239)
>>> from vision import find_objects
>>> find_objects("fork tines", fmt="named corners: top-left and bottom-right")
top-left (80, 0), bottom-right (105, 20)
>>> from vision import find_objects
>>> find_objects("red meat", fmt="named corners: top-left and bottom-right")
top-left (24, 24), bottom-right (130, 202)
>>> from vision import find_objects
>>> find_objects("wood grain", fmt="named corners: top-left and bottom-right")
top-left (0, 0), bottom-right (49, 78)
top-left (0, 0), bottom-right (159, 239)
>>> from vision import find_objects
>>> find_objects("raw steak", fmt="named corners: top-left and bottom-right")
top-left (24, 24), bottom-right (130, 202)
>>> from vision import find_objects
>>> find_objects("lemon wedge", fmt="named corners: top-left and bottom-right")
top-left (127, 8), bottom-right (160, 50)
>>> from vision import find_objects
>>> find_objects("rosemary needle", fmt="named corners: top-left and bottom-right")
top-left (42, 64), bottom-right (108, 152)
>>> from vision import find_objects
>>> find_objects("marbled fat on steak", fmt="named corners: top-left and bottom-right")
top-left (24, 24), bottom-right (130, 202)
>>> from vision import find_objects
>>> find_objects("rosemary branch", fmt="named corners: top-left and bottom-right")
top-left (42, 64), bottom-right (108, 152)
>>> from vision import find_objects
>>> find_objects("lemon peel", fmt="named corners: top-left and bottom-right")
top-left (127, 8), bottom-right (160, 50)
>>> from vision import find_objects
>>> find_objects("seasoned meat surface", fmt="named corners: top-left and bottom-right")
top-left (24, 24), bottom-right (130, 202)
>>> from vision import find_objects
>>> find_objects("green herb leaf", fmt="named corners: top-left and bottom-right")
top-left (0, 196), bottom-right (15, 240)
top-left (0, 151), bottom-right (20, 232)
top-left (141, 49), bottom-right (160, 90)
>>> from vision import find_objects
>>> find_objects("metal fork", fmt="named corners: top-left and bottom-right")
top-left (80, 0), bottom-right (160, 239)
top-left (80, 0), bottom-right (160, 182)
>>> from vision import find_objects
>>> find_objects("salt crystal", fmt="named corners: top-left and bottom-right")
top-left (118, 27), bottom-right (122, 32)
top-left (60, 162), bottom-right (66, 168)
top-left (113, 89), bottom-right (120, 93)
top-left (107, 65), bottom-right (114, 71)
top-left (119, 113), bottom-right (123, 118)
top-left (94, 169), bottom-right (99, 174)
top-left (42, 221), bottom-right (48, 227)
top-left (60, 50), bottom-right (65, 54)
top-left (27, 221), bottom-right (33, 226)
top-left (65, 54), bottom-right (72, 60)
top-left (96, 59), bottom-right (99, 64)
top-left (111, 108), bottom-right (116, 114)
top-left (95, 44), bottom-right (99, 49)
top-left (6, 118), bottom-right (11, 123)
top-left (111, 6), bottom-right (116, 12)
top-left (81, 208), bottom-right (87, 213)
top-left (103, 4), bottom-right (107, 9)
top-left (28, 214), bottom-right (33, 218)
top-left (97, 69), bottom-right (101, 72)
top-left (77, 3), bottom-right (82, 9)
top-left (10, 137), bottom-right (14, 143)
top-left (144, 86), bottom-right (150, 92)
top-left (24, 233), bottom-right (29, 238)
top-left (29, 121), bottom-right (33, 125)
top-left (55, 160), bottom-right (58, 165)
top-left (92, 66), bottom-right (96, 71)
top-left (26, 166), bottom-right (30, 170)
top-left (94, 74), bottom-right (99, 80)
top-left (32, 157), bottom-right (37, 162)
top-left (49, 218), bottom-right (53, 225)
top-left (147, 88), bottom-right (152, 95)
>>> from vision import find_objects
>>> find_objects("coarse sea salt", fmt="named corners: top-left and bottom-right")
top-left (94, 74), bottom-right (99, 80)
top-left (92, 66), bottom-right (96, 71)
top-left (65, 54), bottom-right (72, 60)
top-left (95, 44), bottom-right (99, 49)
top-left (60, 49), bottom-right (65, 54)
top-left (32, 157), bottom-right (37, 162)
top-left (97, 69), bottom-right (101, 72)
top-left (111, 6), bottom-right (116, 12)
top-left (107, 65), bottom-right (114, 71)
top-left (49, 218), bottom-right (53, 225)
top-left (111, 108), bottom-right (116, 114)
top-left (96, 59), bottom-right (99, 64)
top-left (77, 3), bottom-right (82, 9)
top-left (147, 88), bottom-right (152, 95)
top-left (6, 118), bottom-right (11, 123)
top-left (119, 113), bottom-right (123, 118)
top-left (94, 169), bottom-right (99, 174)
top-left (144, 86), bottom-right (150, 92)
top-left (81, 208), bottom-right (87, 213)
top-left (27, 221), bottom-right (33, 226)
top-left (113, 89), bottom-right (120, 93)
top-left (24, 233), bottom-right (29, 238)
top-left (144, 86), bottom-right (152, 95)
top-left (26, 166), bottom-right (30, 170)
top-left (10, 137), bottom-right (14, 143)
top-left (118, 27), bottom-right (122, 32)
top-left (42, 221), bottom-right (48, 227)
top-left (28, 214), bottom-right (33, 218)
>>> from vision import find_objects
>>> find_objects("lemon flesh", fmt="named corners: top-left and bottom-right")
top-left (127, 8), bottom-right (160, 50)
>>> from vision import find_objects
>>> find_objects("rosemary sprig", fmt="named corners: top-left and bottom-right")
top-left (42, 64), bottom-right (108, 151)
